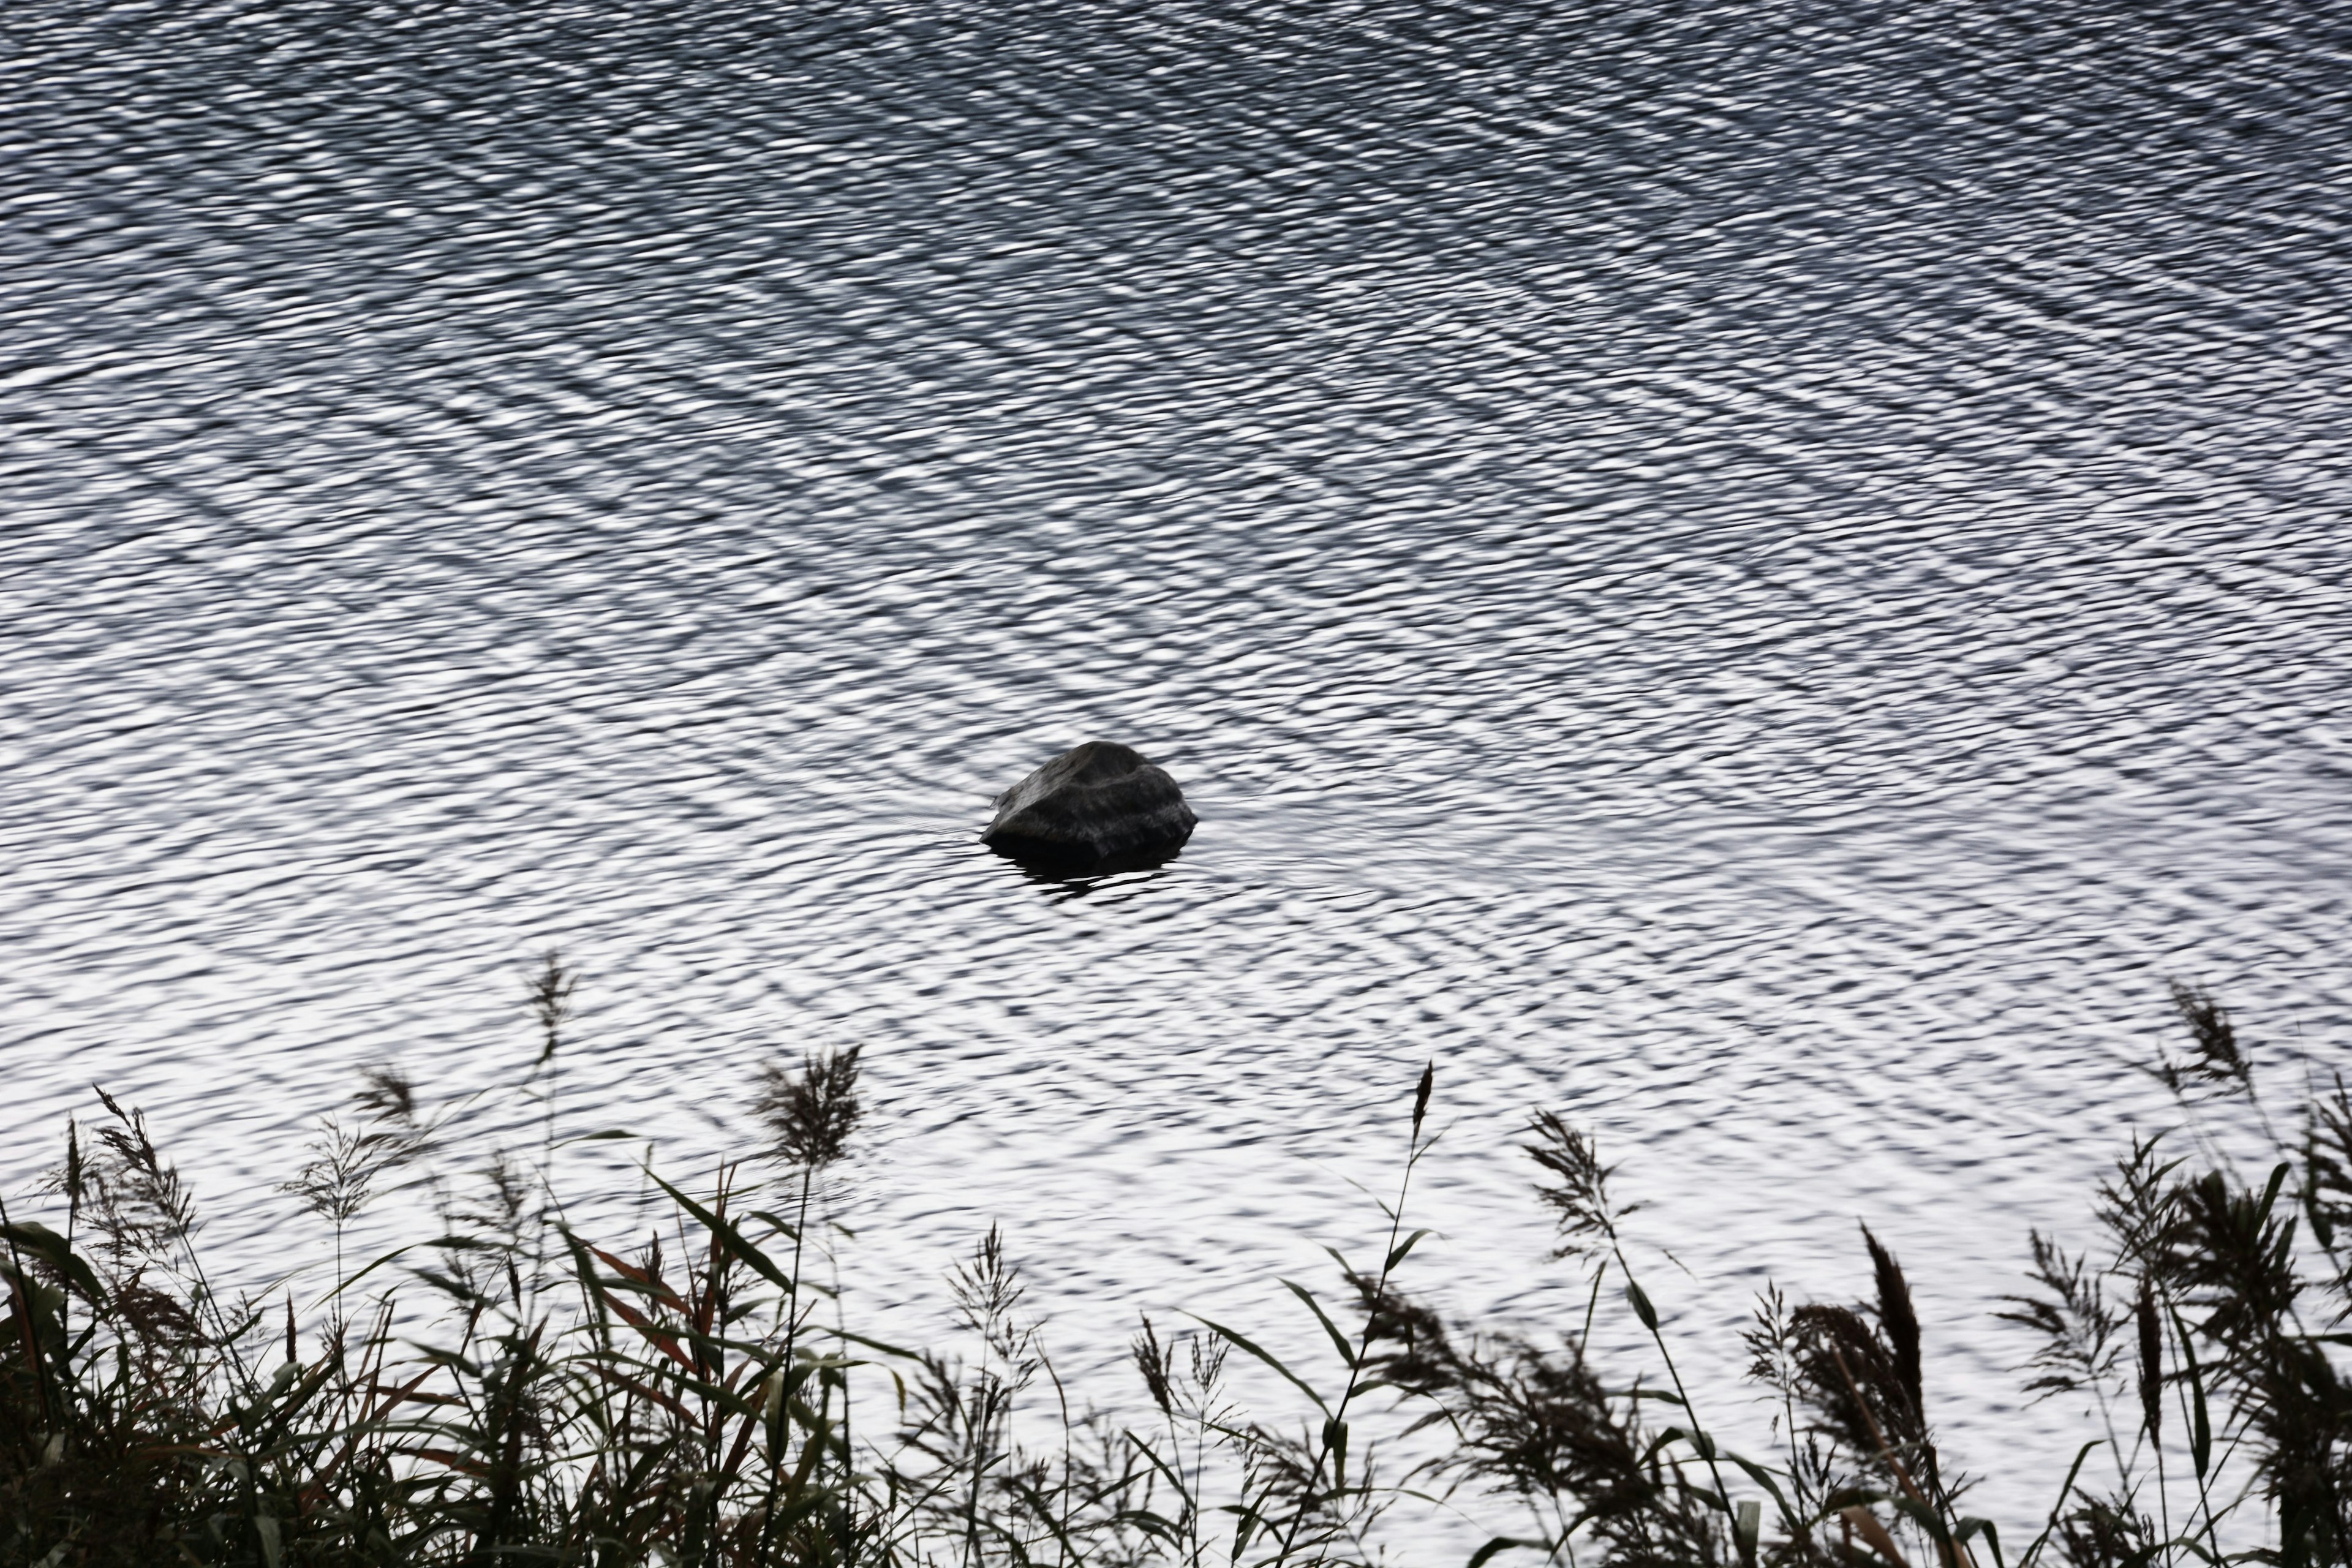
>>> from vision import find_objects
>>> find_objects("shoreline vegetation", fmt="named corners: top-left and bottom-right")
top-left (5, 968), bottom-right (2348, 1566)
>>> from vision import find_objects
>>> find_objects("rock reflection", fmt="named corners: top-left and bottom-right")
top-left (987, 839), bottom-right (1190, 897)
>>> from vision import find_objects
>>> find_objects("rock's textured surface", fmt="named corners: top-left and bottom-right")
top-left (981, 742), bottom-right (1195, 866)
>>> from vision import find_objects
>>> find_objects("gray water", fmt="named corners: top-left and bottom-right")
top-left (6, 0), bottom-right (2350, 1545)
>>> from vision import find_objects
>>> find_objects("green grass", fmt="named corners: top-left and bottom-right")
top-left (4, 969), bottom-right (2346, 1567)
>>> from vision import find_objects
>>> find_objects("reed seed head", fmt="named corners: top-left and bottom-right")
top-left (80, 1087), bottom-right (200, 1261)
top-left (64, 1118), bottom-right (83, 1223)
top-left (1523, 1109), bottom-right (1633, 1260)
top-left (755, 1044), bottom-right (865, 1170)
top-left (356, 1064), bottom-right (420, 1129)
top-left (281, 1117), bottom-right (397, 1226)
top-left (529, 953), bottom-right (577, 1066)
top-left (1133, 1314), bottom-right (1175, 1416)
top-left (2135, 1276), bottom-right (2162, 1440)
top-left (1412, 1061), bottom-right (1434, 1142)
top-left (2163, 979), bottom-right (2250, 1095)
top-left (1861, 1224), bottom-right (1922, 1425)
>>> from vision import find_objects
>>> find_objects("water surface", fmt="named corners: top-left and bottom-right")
top-left (6, 0), bottom-right (2350, 1542)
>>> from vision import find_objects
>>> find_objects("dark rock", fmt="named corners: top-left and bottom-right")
top-left (981, 742), bottom-right (1196, 869)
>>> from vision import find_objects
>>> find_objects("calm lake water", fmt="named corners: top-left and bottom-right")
top-left (6, 0), bottom-right (2349, 1545)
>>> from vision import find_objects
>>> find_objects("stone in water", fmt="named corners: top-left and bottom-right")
top-left (982, 742), bottom-right (1196, 869)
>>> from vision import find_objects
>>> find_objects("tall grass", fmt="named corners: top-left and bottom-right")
top-left (4, 973), bottom-right (2346, 1566)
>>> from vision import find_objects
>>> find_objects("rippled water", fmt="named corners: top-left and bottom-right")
top-left (7, 0), bottom-right (2350, 1543)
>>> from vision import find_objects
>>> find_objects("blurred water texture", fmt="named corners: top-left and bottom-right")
top-left (4, 0), bottom-right (2349, 1540)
